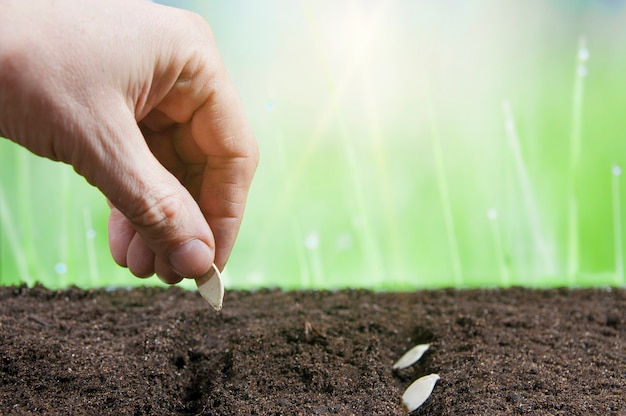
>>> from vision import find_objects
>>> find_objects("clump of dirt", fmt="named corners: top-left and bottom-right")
top-left (0, 285), bottom-right (624, 415)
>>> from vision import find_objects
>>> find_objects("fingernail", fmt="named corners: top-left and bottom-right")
top-left (168, 239), bottom-right (213, 278)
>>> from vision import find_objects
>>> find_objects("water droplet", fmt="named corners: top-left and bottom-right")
top-left (577, 65), bottom-right (588, 77)
top-left (336, 233), bottom-right (353, 250)
top-left (612, 166), bottom-right (622, 177)
top-left (304, 233), bottom-right (319, 250)
top-left (86, 229), bottom-right (96, 239)
top-left (578, 47), bottom-right (590, 61)
top-left (487, 209), bottom-right (498, 220)
top-left (54, 262), bottom-right (68, 275)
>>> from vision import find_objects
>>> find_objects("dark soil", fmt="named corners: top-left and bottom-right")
top-left (0, 285), bottom-right (624, 415)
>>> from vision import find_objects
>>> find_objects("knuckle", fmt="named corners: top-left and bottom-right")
top-left (251, 139), bottom-right (260, 169)
top-left (126, 191), bottom-right (183, 238)
top-left (175, 9), bottom-right (214, 44)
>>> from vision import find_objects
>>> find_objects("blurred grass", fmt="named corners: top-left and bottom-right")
top-left (2, 0), bottom-right (626, 289)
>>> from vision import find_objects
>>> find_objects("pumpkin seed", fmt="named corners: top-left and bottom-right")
top-left (195, 263), bottom-right (224, 311)
top-left (401, 373), bottom-right (440, 412)
top-left (393, 343), bottom-right (430, 370)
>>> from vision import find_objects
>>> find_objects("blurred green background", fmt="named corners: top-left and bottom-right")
top-left (2, 0), bottom-right (626, 290)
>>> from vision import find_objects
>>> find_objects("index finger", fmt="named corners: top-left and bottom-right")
top-left (191, 70), bottom-right (259, 269)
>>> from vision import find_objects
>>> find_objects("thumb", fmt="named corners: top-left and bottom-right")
top-left (81, 107), bottom-right (215, 279)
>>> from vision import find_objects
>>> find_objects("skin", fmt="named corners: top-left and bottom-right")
top-left (0, 0), bottom-right (259, 284)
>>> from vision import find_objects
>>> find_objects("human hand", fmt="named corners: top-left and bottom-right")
top-left (0, 0), bottom-right (258, 283)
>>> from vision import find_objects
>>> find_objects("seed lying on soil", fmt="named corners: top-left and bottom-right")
top-left (393, 343), bottom-right (430, 369)
top-left (401, 373), bottom-right (440, 412)
top-left (195, 263), bottom-right (224, 311)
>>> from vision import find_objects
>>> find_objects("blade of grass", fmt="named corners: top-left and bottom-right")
top-left (340, 136), bottom-right (384, 286)
top-left (487, 209), bottom-right (510, 287)
top-left (567, 36), bottom-right (589, 285)
top-left (16, 143), bottom-right (37, 278)
top-left (611, 166), bottom-right (624, 286)
top-left (55, 163), bottom-right (71, 287)
top-left (502, 100), bottom-right (556, 282)
top-left (427, 96), bottom-right (463, 286)
top-left (0, 186), bottom-right (32, 285)
top-left (83, 206), bottom-right (99, 285)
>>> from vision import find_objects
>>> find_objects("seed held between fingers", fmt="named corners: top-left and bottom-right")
top-left (195, 263), bottom-right (224, 311)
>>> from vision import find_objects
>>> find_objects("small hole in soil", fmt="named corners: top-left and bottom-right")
top-left (410, 326), bottom-right (435, 344)
top-left (173, 355), bottom-right (186, 369)
top-left (606, 313), bottom-right (620, 328)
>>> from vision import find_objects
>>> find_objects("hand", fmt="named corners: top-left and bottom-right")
top-left (0, 0), bottom-right (258, 283)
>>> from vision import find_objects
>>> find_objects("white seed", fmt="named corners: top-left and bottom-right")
top-left (401, 373), bottom-right (440, 413)
top-left (393, 343), bottom-right (430, 370)
top-left (195, 263), bottom-right (224, 311)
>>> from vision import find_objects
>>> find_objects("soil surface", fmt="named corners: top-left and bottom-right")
top-left (0, 285), bottom-right (624, 415)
